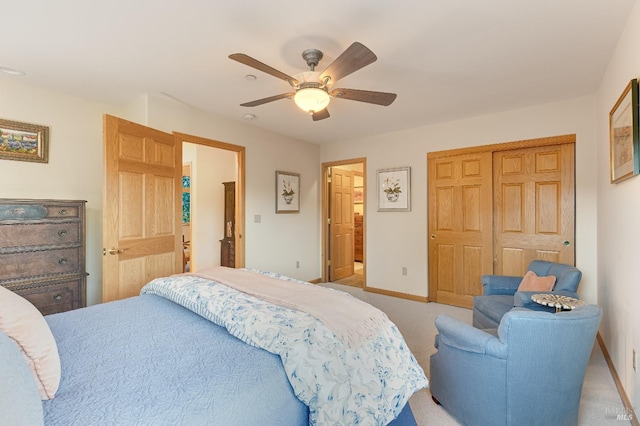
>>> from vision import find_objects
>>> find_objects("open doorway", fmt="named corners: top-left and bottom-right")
top-left (176, 132), bottom-right (246, 271)
top-left (322, 158), bottom-right (366, 287)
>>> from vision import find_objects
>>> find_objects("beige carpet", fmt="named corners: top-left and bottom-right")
top-left (321, 282), bottom-right (630, 426)
top-left (331, 262), bottom-right (364, 287)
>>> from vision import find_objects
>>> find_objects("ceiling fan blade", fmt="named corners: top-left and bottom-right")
top-left (229, 53), bottom-right (299, 86)
top-left (330, 88), bottom-right (397, 106)
top-left (312, 108), bottom-right (330, 121)
top-left (319, 42), bottom-right (377, 84)
top-left (240, 93), bottom-right (294, 107)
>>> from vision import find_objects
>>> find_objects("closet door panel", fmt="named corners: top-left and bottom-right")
top-left (494, 143), bottom-right (575, 276)
top-left (428, 152), bottom-right (493, 308)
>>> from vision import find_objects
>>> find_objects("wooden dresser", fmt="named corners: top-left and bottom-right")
top-left (354, 214), bottom-right (363, 262)
top-left (0, 199), bottom-right (87, 315)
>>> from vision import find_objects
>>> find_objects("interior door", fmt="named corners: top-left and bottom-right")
top-left (428, 152), bottom-right (494, 308)
top-left (329, 167), bottom-right (355, 281)
top-left (493, 143), bottom-right (575, 275)
top-left (103, 115), bottom-right (182, 302)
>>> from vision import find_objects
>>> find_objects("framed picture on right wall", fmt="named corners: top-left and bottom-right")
top-left (609, 78), bottom-right (640, 183)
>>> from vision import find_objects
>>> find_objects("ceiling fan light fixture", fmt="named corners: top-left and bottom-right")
top-left (294, 86), bottom-right (330, 114)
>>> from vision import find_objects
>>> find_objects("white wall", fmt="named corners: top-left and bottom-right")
top-left (0, 79), bottom-right (124, 305)
top-left (596, 0), bottom-right (640, 410)
top-left (322, 96), bottom-right (598, 301)
top-left (186, 143), bottom-right (236, 272)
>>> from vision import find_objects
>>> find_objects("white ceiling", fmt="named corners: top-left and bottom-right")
top-left (1, 0), bottom-right (635, 144)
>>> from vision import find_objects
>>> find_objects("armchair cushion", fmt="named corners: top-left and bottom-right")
top-left (517, 270), bottom-right (555, 292)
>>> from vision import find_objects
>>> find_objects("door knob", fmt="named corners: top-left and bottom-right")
top-left (108, 247), bottom-right (126, 255)
top-left (430, 234), bottom-right (436, 239)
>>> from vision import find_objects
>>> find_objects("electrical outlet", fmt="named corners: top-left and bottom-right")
top-left (402, 267), bottom-right (407, 276)
top-left (296, 261), bottom-right (300, 269)
top-left (634, 349), bottom-right (637, 373)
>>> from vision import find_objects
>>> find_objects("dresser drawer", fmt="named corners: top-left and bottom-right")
top-left (7, 278), bottom-right (83, 315)
top-left (0, 203), bottom-right (79, 221)
top-left (0, 222), bottom-right (80, 250)
top-left (0, 247), bottom-right (81, 281)
top-left (44, 204), bottom-right (80, 219)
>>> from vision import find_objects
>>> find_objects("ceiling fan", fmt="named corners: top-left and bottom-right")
top-left (229, 42), bottom-right (397, 121)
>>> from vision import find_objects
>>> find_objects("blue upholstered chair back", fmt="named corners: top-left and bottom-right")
top-left (430, 304), bottom-right (602, 426)
top-left (528, 260), bottom-right (582, 292)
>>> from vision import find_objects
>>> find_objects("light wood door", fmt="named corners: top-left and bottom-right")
top-left (494, 143), bottom-right (575, 275)
top-left (330, 167), bottom-right (355, 281)
top-left (103, 115), bottom-right (182, 302)
top-left (428, 135), bottom-right (576, 308)
top-left (428, 152), bottom-right (494, 308)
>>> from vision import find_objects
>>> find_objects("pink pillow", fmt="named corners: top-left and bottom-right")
top-left (0, 286), bottom-right (61, 400)
top-left (517, 270), bottom-right (556, 292)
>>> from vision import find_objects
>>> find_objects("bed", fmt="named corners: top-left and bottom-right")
top-left (1, 267), bottom-right (427, 425)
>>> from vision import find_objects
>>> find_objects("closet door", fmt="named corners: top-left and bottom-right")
top-left (493, 143), bottom-right (575, 275)
top-left (428, 152), bottom-right (494, 308)
top-left (427, 135), bottom-right (576, 308)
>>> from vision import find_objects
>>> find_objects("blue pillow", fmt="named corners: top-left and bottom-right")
top-left (0, 330), bottom-right (44, 425)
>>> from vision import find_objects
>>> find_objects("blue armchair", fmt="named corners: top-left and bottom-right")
top-left (473, 260), bottom-right (582, 329)
top-left (430, 305), bottom-right (602, 426)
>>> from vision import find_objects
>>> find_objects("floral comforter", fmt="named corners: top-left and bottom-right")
top-left (141, 269), bottom-right (427, 426)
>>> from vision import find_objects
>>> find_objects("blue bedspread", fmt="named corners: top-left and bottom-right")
top-left (142, 270), bottom-right (427, 425)
top-left (42, 295), bottom-right (308, 425)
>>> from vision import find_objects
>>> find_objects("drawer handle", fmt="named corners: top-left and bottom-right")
top-left (53, 294), bottom-right (62, 301)
top-left (58, 258), bottom-right (68, 265)
top-left (59, 209), bottom-right (67, 215)
top-left (58, 229), bottom-right (68, 237)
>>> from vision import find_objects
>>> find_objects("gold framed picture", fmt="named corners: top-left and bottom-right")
top-left (609, 79), bottom-right (639, 183)
top-left (0, 118), bottom-right (49, 164)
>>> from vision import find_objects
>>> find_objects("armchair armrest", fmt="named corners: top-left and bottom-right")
top-left (434, 315), bottom-right (507, 359)
top-left (514, 290), bottom-right (579, 309)
top-left (481, 274), bottom-right (522, 295)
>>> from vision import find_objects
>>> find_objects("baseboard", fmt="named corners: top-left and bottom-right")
top-left (597, 333), bottom-right (638, 425)
top-left (363, 285), bottom-right (428, 303)
top-left (315, 277), bottom-right (429, 303)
